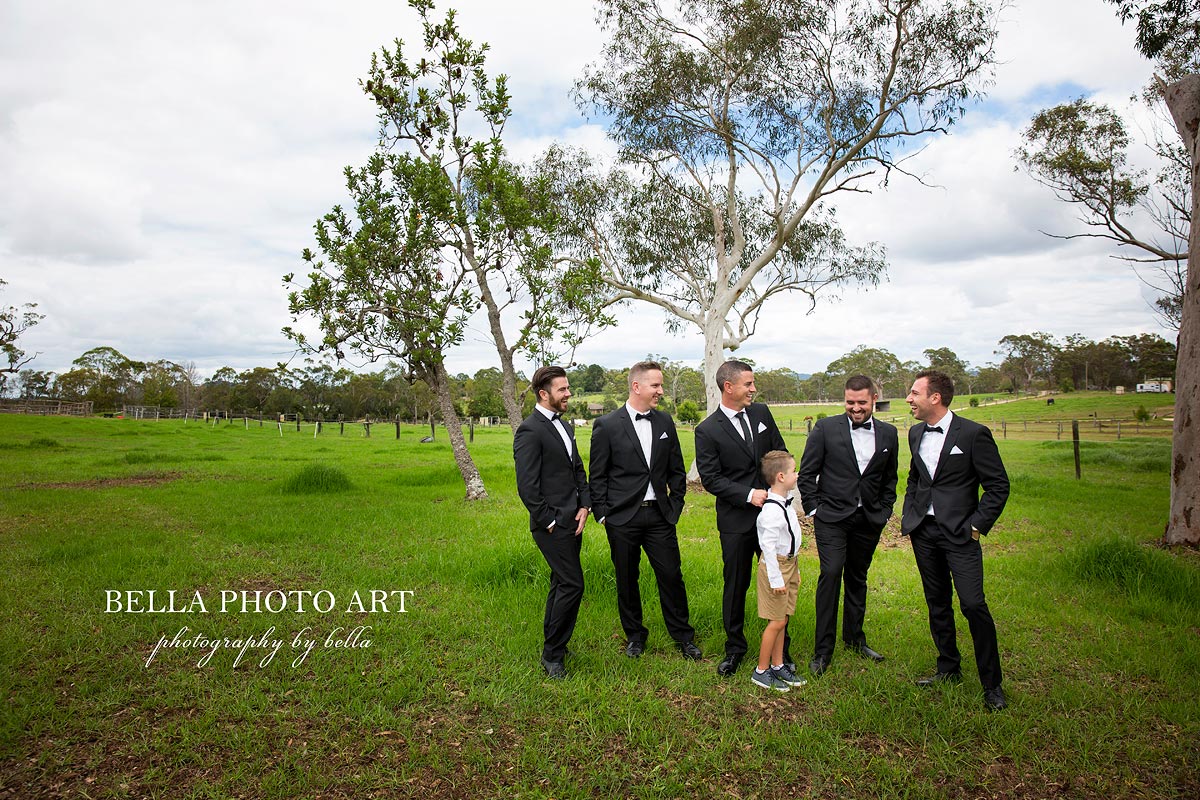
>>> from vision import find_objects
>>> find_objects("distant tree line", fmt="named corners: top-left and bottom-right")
top-left (3, 331), bottom-right (1176, 419)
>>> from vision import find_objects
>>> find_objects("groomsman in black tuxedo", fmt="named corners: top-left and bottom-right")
top-left (902, 369), bottom-right (1010, 711)
top-left (589, 361), bottom-right (701, 661)
top-left (695, 359), bottom-right (789, 677)
top-left (798, 375), bottom-right (898, 676)
top-left (514, 365), bottom-right (591, 679)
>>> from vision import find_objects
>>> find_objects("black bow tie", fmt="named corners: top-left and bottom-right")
top-left (551, 413), bottom-right (562, 421)
top-left (784, 497), bottom-right (792, 506)
top-left (635, 412), bottom-right (652, 421)
top-left (852, 421), bottom-right (871, 430)
top-left (924, 425), bottom-right (943, 434)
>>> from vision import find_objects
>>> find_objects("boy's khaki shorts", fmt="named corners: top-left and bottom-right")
top-left (756, 555), bottom-right (799, 621)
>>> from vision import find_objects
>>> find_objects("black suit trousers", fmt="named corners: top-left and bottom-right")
top-left (910, 516), bottom-right (1002, 688)
top-left (813, 508), bottom-right (882, 658)
top-left (532, 526), bottom-right (584, 662)
top-left (720, 528), bottom-right (791, 659)
top-left (605, 504), bottom-right (694, 645)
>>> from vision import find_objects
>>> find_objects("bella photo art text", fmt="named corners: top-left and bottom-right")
top-left (104, 589), bottom-right (415, 668)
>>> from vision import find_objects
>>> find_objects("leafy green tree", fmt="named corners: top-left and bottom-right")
top-left (1015, 99), bottom-right (1188, 328)
top-left (467, 367), bottom-right (508, 419)
top-left (362, 0), bottom-right (610, 431)
top-left (995, 333), bottom-right (1059, 392)
top-left (57, 347), bottom-right (145, 411)
top-left (753, 368), bottom-right (803, 403)
top-left (0, 278), bottom-right (43, 375)
top-left (566, 0), bottom-right (998, 413)
top-left (923, 347), bottom-right (970, 390)
top-left (16, 369), bottom-right (54, 399)
top-left (824, 346), bottom-right (912, 399)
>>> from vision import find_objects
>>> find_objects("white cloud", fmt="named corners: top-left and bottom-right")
top-left (0, 0), bottom-right (1177, 385)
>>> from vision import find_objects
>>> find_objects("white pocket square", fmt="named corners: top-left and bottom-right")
top-left (757, 422), bottom-right (767, 433)
top-left (659, 432), bottom-right (668, 439)
top-left (950, 445), bottom-right (964, 455)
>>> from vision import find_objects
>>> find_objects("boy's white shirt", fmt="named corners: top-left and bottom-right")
top-left (756, 489), bottom-right (802, 589)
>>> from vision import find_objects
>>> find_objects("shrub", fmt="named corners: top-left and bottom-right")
top-left (969, 397), bottom-right (979, 408)
top-left (1134, 405), bottom-right (1151, 423)
top-left (281, 463), bottom-right (353, 494)
top-left (676, 400), bottom-right (700, 424)
top-left (815, 412), bottom-right (827, 420)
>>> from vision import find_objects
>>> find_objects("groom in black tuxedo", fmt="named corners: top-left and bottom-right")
top-left (589, 361), bottom-right (701, 661)
top-left (514, 365), bottom-right (591, 679)
top-left (903, 369), bottom-right (1010, 710)
top-left (694, 359), bottom-right (788, 676)
top-left (798, 375), bottom-right (898, 676)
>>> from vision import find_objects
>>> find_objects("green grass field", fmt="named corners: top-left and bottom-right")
top-left (1, 406), bottom-right (1196, 799)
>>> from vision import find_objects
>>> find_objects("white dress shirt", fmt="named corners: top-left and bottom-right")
top-left (625, 404), bottom-right (656, 501)
top-left (918, 409), bottom-right (953, 516)
top-left (756, 490), bottom-right (801, 588)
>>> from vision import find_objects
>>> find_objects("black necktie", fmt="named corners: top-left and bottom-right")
top-left (635, 412), bottom-right (651, 421)
top-left (736, 411), bottom-right (753, 443)
top-left (924, 425), bottom-right (943, 434)
top-left (852, 421), bottom-right (872, 430)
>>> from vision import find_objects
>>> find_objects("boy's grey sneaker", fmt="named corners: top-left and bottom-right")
top-left (772, 664), bottom-right (807, 687)
top-left (750, 668), bottom-right (790, 692)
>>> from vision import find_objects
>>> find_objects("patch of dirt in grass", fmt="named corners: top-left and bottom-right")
top-left (18, 471), bottom-right (185, 490)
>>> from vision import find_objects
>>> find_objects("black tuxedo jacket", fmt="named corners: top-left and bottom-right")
top-left (514, 409), bottom-right (591, 533)
top-left (901, 414), bottom-right (1009, 542)
top-left (797, 413), bottom-right (898, 529)
top-left (694, 402), bottom-right (787, 534)
top-left (589, 407), bottom-right (686, 527)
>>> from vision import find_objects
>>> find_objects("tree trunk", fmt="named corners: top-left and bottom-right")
top-left (1164, 74), bottom-right (1199, 547)
top-left (702, 313), bottom-right (727, 417)
top-left (430, 360), bottom-right (488, 501)
top-left (473, 267), bottom-right (524, 433)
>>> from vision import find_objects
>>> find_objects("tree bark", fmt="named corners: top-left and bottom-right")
top-left (471, 264), bottom-right (525, 433)
top-left (429, 360), bottom-right (488, 501)
top-left (1163, 74), bottom-right (1199, 547)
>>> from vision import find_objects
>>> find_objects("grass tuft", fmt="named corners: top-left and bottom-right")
top-left (1065, 534), bottom-right (1200, 609)
top-left (1037, 439), bottom-right (1170, 472)
top-left (29, 437), bottom-right (62, 448)
top-left (280, 463), bottom-right (353, 494)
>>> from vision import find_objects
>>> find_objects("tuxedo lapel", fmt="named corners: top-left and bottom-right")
top-left (935, 416), bottom-right (963, 478)
top-left (911, 423), bottom-right (933, 483)
top-left (619, 410), bottom-right (650, 470)
top-left (720, 410), bottom-right (754, 457)
top-left (540, 412), bottom-right (573, 463)
top-left (837, 414), bottom-right (858, 473)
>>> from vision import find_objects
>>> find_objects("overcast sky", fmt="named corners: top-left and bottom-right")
top-left (0, 0), bottom-right (1175, 382)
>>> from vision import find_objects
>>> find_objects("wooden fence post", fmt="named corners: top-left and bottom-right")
top-left (1072, 420), bottom-right (1081, 480)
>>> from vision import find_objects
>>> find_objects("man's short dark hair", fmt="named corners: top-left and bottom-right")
top-left (916, 369), bottom-right (955, 407)
top-left (845, 375), bottom-right (875, 394)
top-left (715, 360), bottom-right (753, 393)
top-left (531, 365), bottom-right (567, 400)
top-left (629, 360), bottom-right (663, 388)
top-left (760, 450), bottom-right (795, 485)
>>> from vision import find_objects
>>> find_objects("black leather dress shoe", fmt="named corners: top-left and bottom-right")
top-left (847, 642), bottom-right (886, 662)
top-left (678, 641), bottom-right (703, 661)
top-left (540, 658), bottom-right (567, 679)
top-left (809, 655), bottom-right (830, 676)
top-left (983, 686), bottom-right (1008, 711)
top-left (624, 640), bottom-right (645, 658)
top-left (915, 671), bottom-right (962, 687)
top-left (716, 654), bottom-right (742, 677)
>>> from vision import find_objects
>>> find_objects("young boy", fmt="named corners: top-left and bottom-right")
top-left (751, 450), bottom-right (807, 692)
